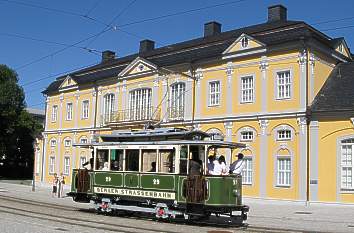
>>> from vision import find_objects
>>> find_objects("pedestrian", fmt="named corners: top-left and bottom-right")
top-left (230, 153), bottom-right (245, 175)
top-left (52, 173), bottom-right (58, 198)
top-left (58, 173), bottom-right (65, 198)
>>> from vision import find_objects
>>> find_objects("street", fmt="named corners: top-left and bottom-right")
top-left (1, 182), bottom-right (354, 233)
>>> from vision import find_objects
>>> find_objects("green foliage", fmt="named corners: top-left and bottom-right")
top-left (0, 64), bottom-right (42, 178)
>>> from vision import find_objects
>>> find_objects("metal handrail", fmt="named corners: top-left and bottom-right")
top-left (101, 106), bottom-right (160, 125)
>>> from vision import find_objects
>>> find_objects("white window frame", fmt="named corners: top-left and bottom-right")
top-left (277, 129), bottom-right (292, 141)
top-left (242, 156), bottom-right (253, 185)
top-left (64, 157), bottom-right (70, 176)
top-left (80, 138), bottom-right (88, 144)
top-left (341, 139), bottom-right (354, 190)
top-left (103, 93), bottom-right (115, 122)
top-left (170, 83), bottom-right (185, 119)
top-left (82, 100), bottom-right (89, 119)
top-left (208, 81), bottom-right (220, 106)
top-left (241, 37), bottom-right (249, 48)
top-left (51, 105), bottom-right (58, 122)
top-left (240, 131), bottom-right (254, 142)
top-left (66, 102), bottom-right (73, 120)
top-left (276, 70), bottom-right (292, 100)
top-left (49, 156), bottom-right (55, 174)
top-left (80, 156), bottom-right (87, 169)
top-left (129, 88), bottom-right (152, 120)
top-left (276, 157), bottom-right (291, 187)
top-left (50, 139), bottom-right (56, 147)
top-left (240, 75), bottom-right (254, 103)
top-left (64, 139), bottom-right (71, 147)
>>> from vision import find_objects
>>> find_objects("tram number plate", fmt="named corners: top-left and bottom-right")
top-left (105, 176), bottom-right (112, 182)
top-left (153, 178), bottom-right (160, 185)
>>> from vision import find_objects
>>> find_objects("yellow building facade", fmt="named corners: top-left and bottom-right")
top-left (35, 5), bottom-right (354, 204)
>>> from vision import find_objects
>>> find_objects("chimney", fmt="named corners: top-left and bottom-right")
top-left (204, 21), bottom-right (221, 37)
top-left (268, 5), bottom-right (287, 22)
top-left (101, 50), bottom-right (115, 62)
top-left (139, 39), bottom-right (155, 53)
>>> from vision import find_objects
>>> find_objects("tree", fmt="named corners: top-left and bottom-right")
top-left (0, 64), bottom-right (42, 178)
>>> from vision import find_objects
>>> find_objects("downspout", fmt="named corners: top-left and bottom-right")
top-left (304, 42), bottom-right (310, 205)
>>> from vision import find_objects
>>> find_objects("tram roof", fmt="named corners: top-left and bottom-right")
top-left (74, 140), bottom-right (245, 149)
top-left (99, 128), bottom-right (210, 142)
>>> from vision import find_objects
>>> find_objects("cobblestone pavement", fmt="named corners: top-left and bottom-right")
top-left (1, 182), bottom-right (354, 233)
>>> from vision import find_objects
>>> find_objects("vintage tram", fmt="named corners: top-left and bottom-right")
top-left (68, 128), bottom-right (249, 221)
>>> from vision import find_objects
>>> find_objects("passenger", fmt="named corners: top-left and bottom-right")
top-left (102, 162), bottom-right (109, 171)
top-left (52, 173), bottom-right (58, 198)
top-left (149, 161), bottom-right (156, 172)
top-left (111, 160), bottom-right (120, 171)
top-left (189, 152), bottom-right (202, 176)
top-left (213, 155), bottom-right (228, 175)
top-left (229, 153), bottom-right (245, 175)
top-left (207, 155), bottom-right (216, 175)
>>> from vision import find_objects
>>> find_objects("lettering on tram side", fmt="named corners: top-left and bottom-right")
top-left (94, 187), bottom-right (176, 200)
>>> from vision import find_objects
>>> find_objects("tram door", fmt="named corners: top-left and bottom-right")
top-left (185, 145), bottom-right (207, 204)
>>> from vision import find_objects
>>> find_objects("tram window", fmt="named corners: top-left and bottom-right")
top-left (96, 149), bottom-right (109, 170)
top-left (179, 146), bottom-right (188, 174)
top-left (125, 149), bottom-right (139, 171)
top-left (110, 149), bottom-right (123, 171)
top-left (142, 149), bottom-right (157, 172)
top-left (159, 149), bottom-right (175, 173)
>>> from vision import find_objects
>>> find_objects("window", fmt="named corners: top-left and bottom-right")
top-left (142, 149), bottom-right (157, 172)
top-left (64, 157), bottom-right (70, 175)
top-left (125, 149), bottom-right (139, 171)
top-left (170, 83), bottom-right (185, 119)
top-left (82, 100), bottom-right (89, 119)
top-left (49, 156), bottom-right (55, 174)
top-left (64, 139), bottom-right (71, 147)
top-left (241, 37), bottom-right (249, 48)
top-left (276, 71), bottom-right (291, 99)
top-left (179, 146), bottom-right (188, 174)
top-left (129, 89), bottom-right (152, 121)
top-left (242, 157), bottom-right (253, 185)
top-left (159, 149), bottom-right (175, 173)
top-left (79, 157), bottom-right (87, 169)
top-left (209, 81), bottom-right (220, 106)
top-left (96, 149), bottom-right (109, 170)
top-left (277, 157), bottom-right (291, 187)
top-left (66, 103), bottom-right (73, 120)
top-left (241, 76), bottom-right (254, 103)
top-left (241, 131), bottom-right (254, 141)
top-left (338, 44), bottom-right (344, 53)
top-left (341, 139), bottom-right (354, 190)
top-left (50, 139), bottom-right (56, 147)
top-left (35, 151), bottom-right (41, 175)
top-left (103, 94), bottom-right (115, 122)
top-left (110, 149), bottom-right (123, 171)
top-left (80, 138), bottom-right (88, 144)
top-left (51, 105), bottom-right (58, 122)
top-left (67, 77), bottom-right (72, 85)
top-left (277, 129), bottom-right (291, 140)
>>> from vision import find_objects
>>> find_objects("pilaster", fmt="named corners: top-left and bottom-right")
top-left (297, 117), bottom-right (308, 200)
top-left (59, 94), bottom-right (64, 129)
top-left (309, 120), bottom-right (319, 201)
top-left (258, 119), bottom-right (269, 197)
top-left (161, 77), bottom-right (168, 122)
top-left (57, 133), bottom-right (62, 174)
top-left (195, 68), bottom-right (203, 120)
top-left (298, 50), bottom-right (307, 110)
top-left (91, 89), bottom-right (97, 128)
top-left (259, 56), bottom-right (269, 113)
top-left (185, 75), bottom-right (193, 121)
top-left (224, 122), bottom-right (233, 163)
top-left (309, 53), bottom-right (315, 104)
top-left (74, 92), bottom-right (79, 129)
top-left (41, 133), bottom-right (48, 182)
top-left (226, 62), bottom-right (234, 115)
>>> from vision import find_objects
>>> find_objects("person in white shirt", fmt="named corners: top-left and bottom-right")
top-left (230, 153), bottom-right (245, 175)
top-left (212, 155), bottom-right (228, 175)
top-left (102, 162), bottom-right (109, 171)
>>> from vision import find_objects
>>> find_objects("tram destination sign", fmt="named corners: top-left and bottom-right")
top-left (94, 187), bottom-right (176, 200)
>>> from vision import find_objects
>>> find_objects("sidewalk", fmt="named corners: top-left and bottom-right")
top-left (1, 182), bottom-right (354, 233)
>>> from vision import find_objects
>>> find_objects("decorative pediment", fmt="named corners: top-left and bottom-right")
top-left (59, 75), bottom-right (77, 89)
top-left (334, 39), bottom-right (350, 58)
top-left (223, 33), bottom-right (265, 54)
top-left (118, 57), bottom-right (158, 78)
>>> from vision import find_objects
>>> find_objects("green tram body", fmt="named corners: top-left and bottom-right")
top-left (68, 128), bottom-right (249, 221)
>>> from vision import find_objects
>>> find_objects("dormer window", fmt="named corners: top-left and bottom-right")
top-left (138, 64), bottom-right (144, 71)
top-left (241, 37), bottom-right (249, 48)
top-left (338, 44), bottom-right (344, 53)
top-left (67, 77), bottom-right (72, 85)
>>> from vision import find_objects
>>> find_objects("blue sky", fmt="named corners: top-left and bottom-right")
top-left (0, 0), bottom-right (353, 110)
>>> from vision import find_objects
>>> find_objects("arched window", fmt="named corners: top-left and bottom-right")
top-left (103, 93), bottom-right (115, 122)
top-left (341, 138), bottom-right (354, 190)
top-left (129, 88), bottom-right (152, 120)
top-left (50, 139), bottom-right (57, 147)
top-left (64, 138), bottom-right (72, 147)
top-left (170, 83), bottom-right (185, 119)
top-left (206, 128), bottom-right (224, 141)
